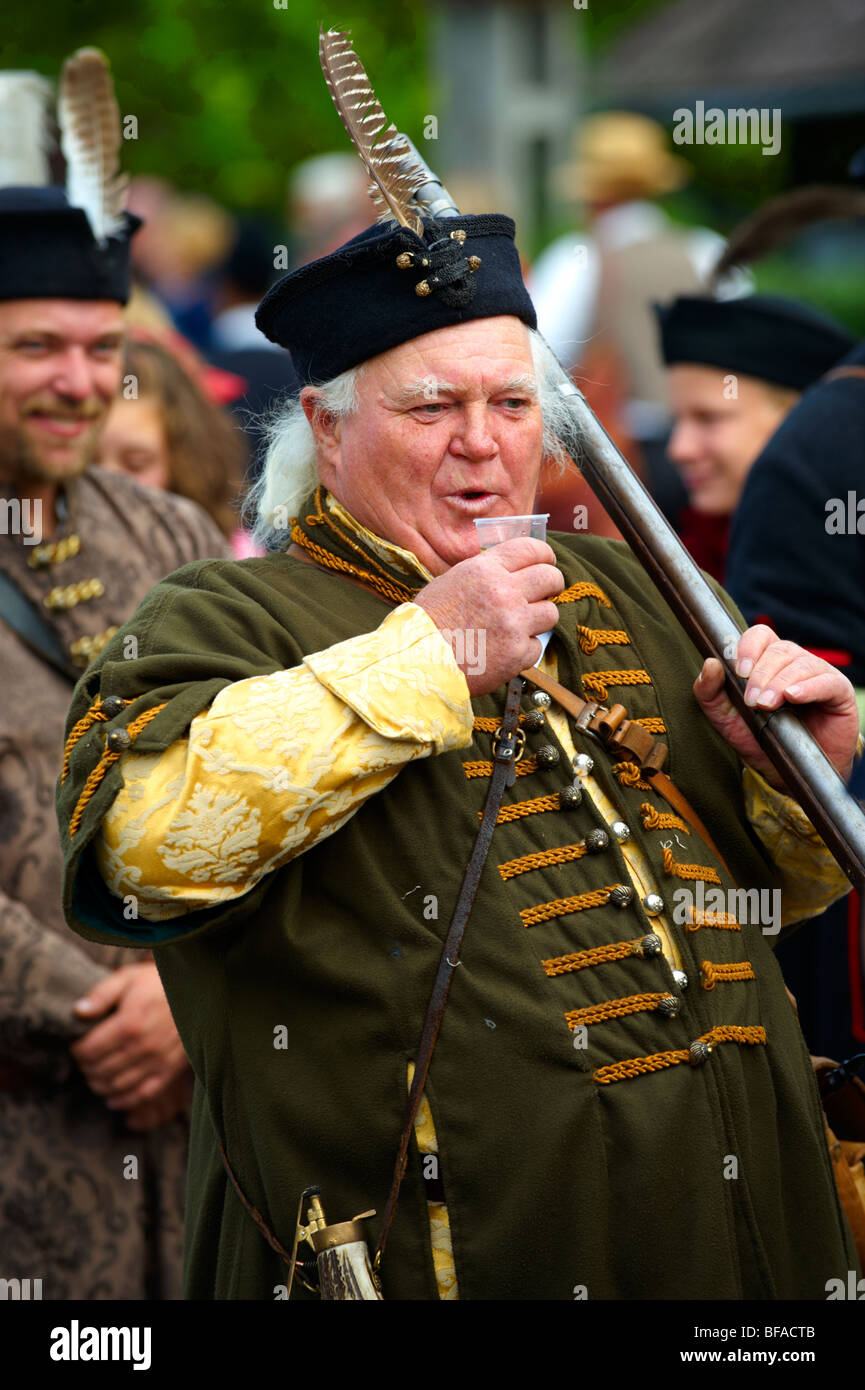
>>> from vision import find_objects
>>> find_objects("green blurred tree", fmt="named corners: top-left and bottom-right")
top-left (1, 0), bottom-right (429, 216)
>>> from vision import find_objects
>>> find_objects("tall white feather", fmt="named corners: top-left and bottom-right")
top-left (58, 47), bottom-right (127, 244)
top-left (0, 72), bottom-right (53, 188)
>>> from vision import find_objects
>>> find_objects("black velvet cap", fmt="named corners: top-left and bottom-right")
top-left (655, 294), bottom-right (855, 391)
top-left (0, 186), bottom-right (140, 304)
top-left (255, 213), bottom-right (537, 384)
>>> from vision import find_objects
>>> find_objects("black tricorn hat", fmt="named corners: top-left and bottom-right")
top-left (0, 186), bottom-right (139, 304)
top-left (255, 213), bottom-right (537, 385)
top-left (655, 294), bottom-right (855, 391)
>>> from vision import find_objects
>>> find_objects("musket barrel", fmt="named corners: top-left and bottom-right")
top-left (553, 374), bottom-right (865, 889)
top-left (396, 138), bottom-right (865, 887)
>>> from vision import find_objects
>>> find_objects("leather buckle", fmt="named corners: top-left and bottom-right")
top-left (573, 700), bottom-right (606, 743)
top-left (492, 726), bottom-right (526, 762)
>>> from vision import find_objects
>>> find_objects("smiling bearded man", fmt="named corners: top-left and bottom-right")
top-left (0, 54), bottom-right (231, 1301)
top-left (56, 210), bottom-right (861, 1300)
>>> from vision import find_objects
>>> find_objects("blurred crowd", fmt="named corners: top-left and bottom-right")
top-left (2, 61), bottom-right (864, 1301)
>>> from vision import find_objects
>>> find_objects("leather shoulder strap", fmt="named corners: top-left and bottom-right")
top-left (374, 674), bottom-right (525, 1270)
top-left (0, 567), bottom-right (79, 682)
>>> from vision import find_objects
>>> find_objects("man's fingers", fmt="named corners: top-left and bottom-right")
top-left (84, 1060), bottom-right (149, 1096)
top-left (517, 563), bottom-right (565, 603)
top-left (487, 537), bottom-right (557, 571)
top-left (73, 969), bottom-right (128, 1021)
top-left (526, 600), bottom-right (561, 637)
top-left (777, 672), bottom-right (852, 708)
top-left (733, 623), bottom-right (780, 676)
top-left (695, 657), bottom-right (725, 702)
top-left (70, 1012), bottom-right (132, 1065)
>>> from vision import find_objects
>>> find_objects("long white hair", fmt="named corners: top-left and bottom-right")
top-left (246, 327), bottom-right (578, 551)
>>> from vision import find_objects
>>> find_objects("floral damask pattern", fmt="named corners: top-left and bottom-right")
top-left (96, 603), bottom-right (474, 920)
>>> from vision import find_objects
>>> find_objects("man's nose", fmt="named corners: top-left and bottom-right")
top-left (451, 403), bottom-right (496, 458)
top-left (51, 347), bottom-right (97, 402)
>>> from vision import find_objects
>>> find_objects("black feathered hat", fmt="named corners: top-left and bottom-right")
top-left (0, 51), bottom-right (138, 306)
top-left (0, 186), bottom-right (139, 304)
top-left (655, 295), bottom-right (855, 391)
top-left (255, 213), bottom-right (537, 385)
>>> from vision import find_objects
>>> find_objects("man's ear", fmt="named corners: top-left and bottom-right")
top-left (301, 387), bottom-right (342, 468)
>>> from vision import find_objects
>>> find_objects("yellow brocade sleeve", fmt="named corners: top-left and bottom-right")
top-left (742, 766), bottom-right (852, 929)
top-left (94, 603), bottom-right (473, 921)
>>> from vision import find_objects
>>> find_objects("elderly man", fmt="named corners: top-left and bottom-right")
top-left (57, 210), bottom-right (860, 1300)
top-left (0, 54), bottom-right (229, 1299)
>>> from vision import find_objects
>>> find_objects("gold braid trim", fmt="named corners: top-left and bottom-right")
top-left (635, 716), bottom-right (666, 734)
top-left (640, 802), bottom-right (690, 835)
top-left (485, 793), bottom-right (561, 825)
top-left (566, 992), bottom-right (673, 1030)
top-left (593, 1025), bottom-right (767, 1086)
top-left (581, 669), bottom-right (652, 702)
top-left (685, 907), bottom-right (740, 932)
top-left (69, 625), bottom-right (119, 668)
top-left (68, 703), bottom-right (167, 839)
top-left (473, 714), bottom-right (530, 732)
top-left (521, 885), bottom-right (620, 927)
top-left (61, 697), bottom-right (132, 783)
top-left (289, 522), bottom-right (415, 607)
top-left (543, 936), bottom-right (647, 977)
top-left (577, 625), bottom-right (630, 654)
top-left (464, 757), bottom-right (538, 780)
top-left (701, 960), bottom-right (755, 991)
top-left (554, 581), bottom-right (611, 607)
top-left (499, 841), bottom-right (588, 881)
top-left (43, 576), bottom-right (105, 611)
top-left (662, 846), bottom-right (721, 884)
top-left (613, 762), bottom-right (652, 792)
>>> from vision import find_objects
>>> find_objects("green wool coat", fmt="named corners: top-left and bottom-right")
top-left (56, 519), bottom-right (858, 1300)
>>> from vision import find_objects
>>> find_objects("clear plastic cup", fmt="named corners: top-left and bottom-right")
top-left (473, 513), bottom-right (549, 550)
top-left (474, 514), bottom-right (554, 666)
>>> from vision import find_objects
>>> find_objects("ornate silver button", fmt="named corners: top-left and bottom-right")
top-left (531, 690), bottom-right (551, 709)
top-left (672, 968), bottom-right (689, 990)
top-left (689, 1039), bottom-right (712, 1066)
top-left (536, 744), bottom-right (560, 767)
top-left (611, 821), bottom-right (630, 842)
top-left (573, 753), bottom-right (594, 777)
top-left (584, 829), bottom-right (609, 854)
top-left (642, 893), bottom-right (665, 916)
top-left (558, 786), bottom-right (582, 811)
top-left (609, 885), bottom-right (633, 909)
top-left (640, 933), bottom-right (662, 957)
top-left (656, 995), bottom-right (679, 1018)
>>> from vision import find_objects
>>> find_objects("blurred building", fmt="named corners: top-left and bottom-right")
top-left (597, 0), bottom-right (865, 185)
top-left (429, 0), bottom-right (583, 247)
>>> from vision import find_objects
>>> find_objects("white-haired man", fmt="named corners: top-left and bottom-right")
top-left (58, 212), bottom-right (860, 1300)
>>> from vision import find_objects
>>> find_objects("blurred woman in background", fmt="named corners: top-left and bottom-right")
top-left (95, 334), bottom-right (256, 554)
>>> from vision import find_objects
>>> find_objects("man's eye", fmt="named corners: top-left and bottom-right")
top-left (92, 342), bottom-right (122, 357)
top-left (501, 398), bottom-right (529, 410)
top-left (17, 341), bottom-right (49, 352)
top-left (414, 402), bottom-right (447, 415)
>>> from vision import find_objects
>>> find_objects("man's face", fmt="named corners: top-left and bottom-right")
top-left (666, 364), bottom-right (795, 516)
top-left (0, 299), bottom-right (125, 485)
top-left (310, 316), bottom-right (544, 575)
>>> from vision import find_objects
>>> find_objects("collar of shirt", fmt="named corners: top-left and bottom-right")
top-left (325, 492), bottom-right (435, 583)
